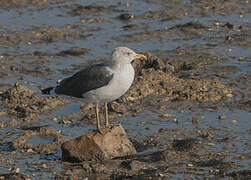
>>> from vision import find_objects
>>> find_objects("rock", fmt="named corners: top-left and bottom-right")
top-left (61, 124), bottom-right (136, 162)
top-left (159, 113), bottom-right (172, 118)
top-left (218, 115), bottom-right (226, 120)
top-left (191, 117), bottom-right (199, 125)
top-left (119, 13), bottom-right (134, 21)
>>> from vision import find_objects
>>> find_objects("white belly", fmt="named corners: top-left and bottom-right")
top-left (83, 64), bottom-right (135, 103)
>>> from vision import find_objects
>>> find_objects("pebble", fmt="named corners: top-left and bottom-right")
top-left (0, 123), bottom-right (5, 128)
top-left (209, 169), bottom-right (220, 174)
top-left (227, 48), bottom-right (232, 52)
top-left (215, 22), bottom-right (221, 26)
top-left (187, 163), bottom-right (193, 167)
top-left (218, 115), bottom-right (226, 120)
top-left (173, 118), bottom-right (180, 124)
top-left (159, 113), bottom-right (172, 118)
top-left (158, 173), bottom-right (164, 177)
top-left (63, 120), bottom-right (72, 125)
top-left (191, 117), bottom-right (199, 125)
top-left (14, 167), bottom-right (20, 173)
top-left (208, 142), bottom-right (215, 146)
top-left (126, 129), bottom-right (134, 133)
top-left (231, 120), bottom-right (237, 124)
top-left (239, 155), bottom-right (245, 159)
top-left (27, 148), bottom-right (33, 153)
top-left (226, 93), bottom-right (233, 98)
top-left (119, 13), bottom-right (134, 20)
top-left (197, 130), bottom-right (212, 138)
top-left (138, 121), bottom-right (146, 126)
top-left (238, 57), bottom-right (244, 61)
top-left (42, 164), bottom-right (47, 168)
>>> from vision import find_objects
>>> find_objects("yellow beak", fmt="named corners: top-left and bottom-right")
top-left (135, 54), bottom-right (147, 60)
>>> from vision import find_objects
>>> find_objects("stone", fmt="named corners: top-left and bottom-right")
top-left (61, 124), bottom-right (136, 162)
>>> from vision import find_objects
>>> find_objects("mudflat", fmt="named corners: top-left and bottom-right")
top-left (0, 0), bottom-right (250, 179)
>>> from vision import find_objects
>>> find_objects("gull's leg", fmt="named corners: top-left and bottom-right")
top-left (105, 102), bottom-right (110, 127)
top-left (95, 103), bottom-right (102, 133)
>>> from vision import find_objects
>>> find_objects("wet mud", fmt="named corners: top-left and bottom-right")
top-left (0, 0), bottom-right (251, 179)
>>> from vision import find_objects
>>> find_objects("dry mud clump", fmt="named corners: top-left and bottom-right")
top-left (126, 53), bottom-right (232, 103)
top-left (0, 83), bottom-right (69, 127)
top-left (81, 54), bottom-right (233, 124)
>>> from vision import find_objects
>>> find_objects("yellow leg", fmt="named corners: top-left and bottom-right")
top-left (105, 102), bottom-right (110, 127)
top-left (95, 103), bottom-right (101, 132)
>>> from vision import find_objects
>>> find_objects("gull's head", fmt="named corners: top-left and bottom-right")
top-left (112, 47), bottom-right (146, 64)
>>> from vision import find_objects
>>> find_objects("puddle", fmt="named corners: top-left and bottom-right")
top-left (0, 143), bottom-right (12, 152)
top-left (27, 136), bottom-right (54, 146)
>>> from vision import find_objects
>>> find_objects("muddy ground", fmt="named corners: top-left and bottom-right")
top-left (0, 0), bottom-right (251, 179)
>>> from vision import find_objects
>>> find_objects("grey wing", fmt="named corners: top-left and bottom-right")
top-left (55, 64), bottom-right (114, 98)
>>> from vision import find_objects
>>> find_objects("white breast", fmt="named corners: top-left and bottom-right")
top-left (83, 64), bottom-right (135, 103)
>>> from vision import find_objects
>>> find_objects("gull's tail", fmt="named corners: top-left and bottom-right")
top-left (41, 86), bottom-right (55, 95)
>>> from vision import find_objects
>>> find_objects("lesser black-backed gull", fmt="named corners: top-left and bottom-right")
top-left (55, 47), bottom-right (146, 133)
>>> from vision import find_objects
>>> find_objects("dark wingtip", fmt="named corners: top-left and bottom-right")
top-left (41, 86), bottom-right (54, 95)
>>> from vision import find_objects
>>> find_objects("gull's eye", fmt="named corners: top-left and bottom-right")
top-left (127, 52), bottom-right (132, 56)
